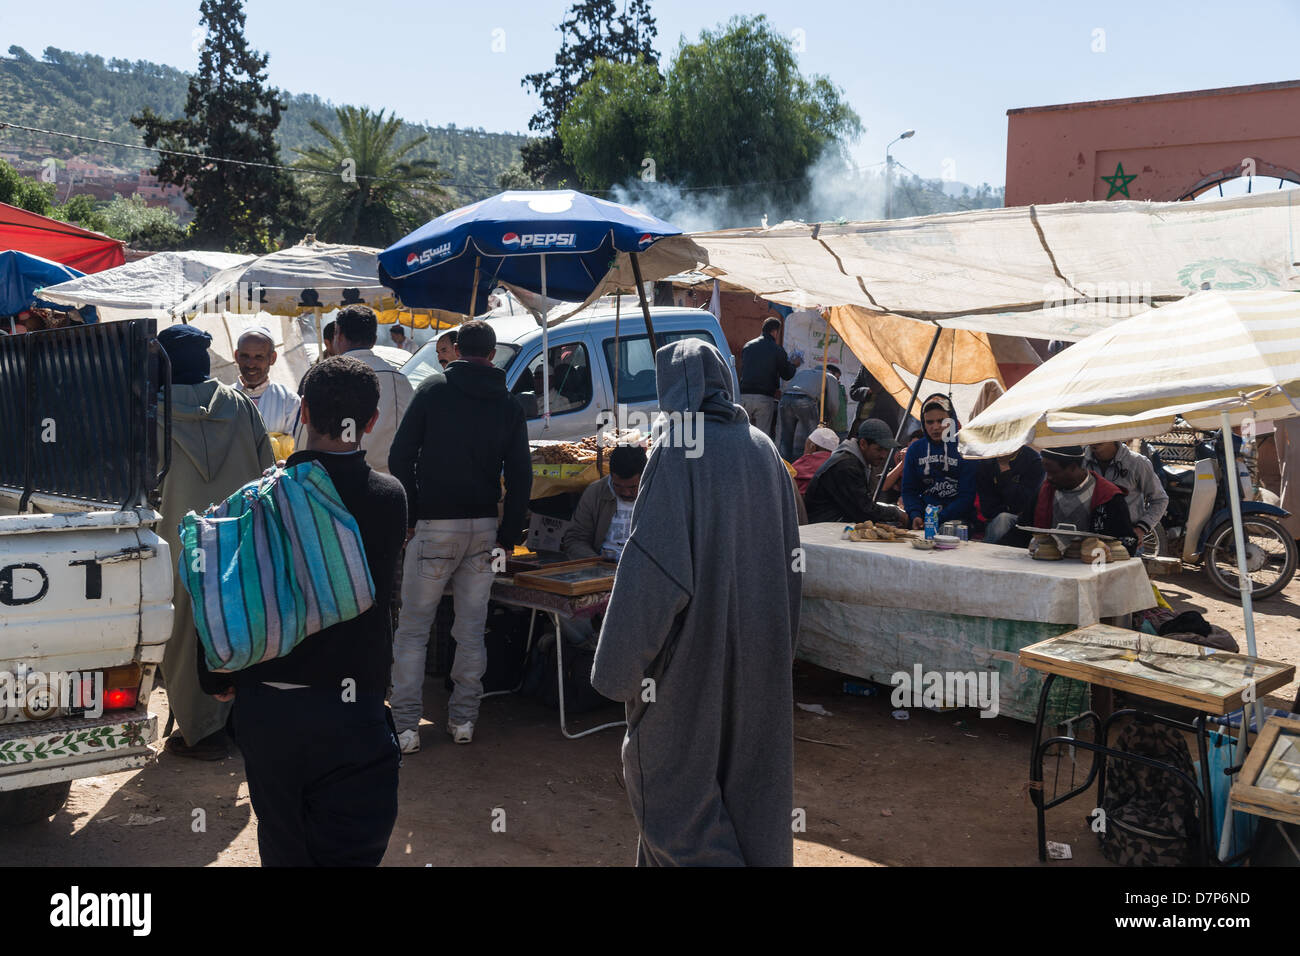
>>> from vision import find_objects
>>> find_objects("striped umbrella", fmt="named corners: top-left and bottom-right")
top-left (961, 288), bottom-right (1300, 682)
top-left (960, 289), bottom-right (1300, 458)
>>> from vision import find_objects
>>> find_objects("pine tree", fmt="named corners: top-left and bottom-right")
top-left (131, 0), bottom-right (304, 252)
top-left (521, 0), bottom-right (658, 185)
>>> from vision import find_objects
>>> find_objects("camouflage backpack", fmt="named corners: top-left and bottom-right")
top-left (1097, 720), bottom-right (1200, 866)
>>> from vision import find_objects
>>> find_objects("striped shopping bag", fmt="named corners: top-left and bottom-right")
top-left (177, 461), bottom-right (376, 673)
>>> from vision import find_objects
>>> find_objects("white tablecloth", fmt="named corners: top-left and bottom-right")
top-left (799, 523), bottom-right (1154, 628)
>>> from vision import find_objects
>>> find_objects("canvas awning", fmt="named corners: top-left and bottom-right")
top-left (580, 190), bottom-right (1300, 341)
top-left (39, 250), bottom-right (252, 323)
top-left (0, 201), bottom-right (125, 274)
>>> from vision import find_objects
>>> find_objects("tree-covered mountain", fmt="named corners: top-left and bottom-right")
top-left (0, 46), bottom-right (527, 205)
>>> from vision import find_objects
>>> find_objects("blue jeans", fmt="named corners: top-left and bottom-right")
top-left (778, 394), bottom-right (819, 462)
top-left (984, 511), bottom-right (1020, 545)
top-left (391, 518), bottom-right (498, 730)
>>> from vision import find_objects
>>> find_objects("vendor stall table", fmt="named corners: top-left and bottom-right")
top-left (481, 578), bottom-right (625, 740)
top-left (1020, 625), bottom-right (1295, 863)
top-left (795, 523), bottom-right (1156, 723)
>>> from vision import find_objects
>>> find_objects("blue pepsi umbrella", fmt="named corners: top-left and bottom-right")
top-left (378, 189), bottom-right (682, 423)
top-left (378, 189), bottom-right (681, 312)
top-left (0, 250), bottom-right (83, 316)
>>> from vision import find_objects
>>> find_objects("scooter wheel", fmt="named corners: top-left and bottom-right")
top-left (1204, 515), bottom-right (1298, 600)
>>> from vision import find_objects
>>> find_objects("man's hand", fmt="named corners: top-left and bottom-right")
top-left (912, 516), bottom-right (925, 531)
top-left (212, 688), bottom-right (235, 702)
top-left (792, 354), bottom-right (804, 368)
top-left (405, 527), bottom-right (416, 545)
top-left (1133, 526), bottom-right (1147, 552)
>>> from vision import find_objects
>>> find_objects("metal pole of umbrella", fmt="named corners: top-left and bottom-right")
top-left (313, 307), bottom-right (323, 364)
top-left (629, 252), bottom-right (658, 354)
top-left (873, 323), bottom-right (943, 501)
top-left (541, 252), bottom-right (550, 428)
top-left (469, 256), bottom-right (481, 317)
top-left (1215, 407), bottom-right (1261, 863)
top-left (819, 309), bottom-right (831, 425)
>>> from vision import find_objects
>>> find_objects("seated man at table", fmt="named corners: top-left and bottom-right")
top-left (804, 419), bottom-right (907, 525)
top-left (1007, 445), bottom-right (1137, 552)
top-left (975, 444), bottom-right (1044, 544)
top-left (562, 444), bottom-right (646, 561)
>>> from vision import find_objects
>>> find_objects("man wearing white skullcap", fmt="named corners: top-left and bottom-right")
top-left (234, 325), bottom-right (301, 458)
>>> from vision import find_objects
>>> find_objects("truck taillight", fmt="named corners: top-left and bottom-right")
top-left (102, 664), bottom-right (143, 711)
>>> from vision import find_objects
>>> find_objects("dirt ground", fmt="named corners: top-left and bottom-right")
top-left (8, 567), bottom-right (1298, 867)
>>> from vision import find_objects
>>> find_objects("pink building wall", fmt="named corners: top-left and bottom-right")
top-left (1005, 80), bottom-right (1300, 206)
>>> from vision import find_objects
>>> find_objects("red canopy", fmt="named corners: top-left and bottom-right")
top-left (0, 201), bottom-right (125, 274)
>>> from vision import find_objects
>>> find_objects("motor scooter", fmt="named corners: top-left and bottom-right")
top-left (1143, 431), bottom-right (1297, 599)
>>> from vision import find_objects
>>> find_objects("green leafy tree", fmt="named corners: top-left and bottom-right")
top-left (53, 194), bottom-right (109, 234)
top-left (0, 159), bottom-right (55, 215)
top-left (130, 0), bottom-right (305, 251)
top-left (294, 106), bottom-right (447, 246)
top-left (521, 0), bottom-right (658, 185)
top-left (496, 161), bottom-right (539, 191)
top-left (659, 15), bottom-right (860, 217)
top-left (100, 195), bottom-right (189, 250)
top-left (558, 57), bottom-right (664, 191)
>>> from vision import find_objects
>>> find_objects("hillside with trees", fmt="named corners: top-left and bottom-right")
top-left (0, 45), bottom-right (526, 205)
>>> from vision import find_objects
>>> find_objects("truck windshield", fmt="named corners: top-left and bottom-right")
top-left (402, 340), bottom-right (519, 388)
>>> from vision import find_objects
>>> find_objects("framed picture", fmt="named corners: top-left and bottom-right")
top-left (1230, 717), bottom-right (1300, 825)
top-left (1019, 624), bottom-right (1295, 714)
top-left (513, 558), bottom-right (618, 596)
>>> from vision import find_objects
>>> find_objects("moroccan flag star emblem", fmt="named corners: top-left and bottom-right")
top-left (1101, 161), bottom-right (1138, 199)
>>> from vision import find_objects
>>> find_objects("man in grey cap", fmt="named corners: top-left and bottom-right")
top-left (804, 419), bottom-right (907, 525)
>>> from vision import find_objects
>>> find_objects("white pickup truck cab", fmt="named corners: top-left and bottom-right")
top-left (0, 319), bottom-right (172, 823)
top-left (400, 300), bottom-right (738, 442)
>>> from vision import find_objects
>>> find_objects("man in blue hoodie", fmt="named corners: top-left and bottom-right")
top-left (901, 393), bottom-right (977, 530)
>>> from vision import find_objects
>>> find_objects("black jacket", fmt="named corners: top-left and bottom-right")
top-left (804, 442), bottom-right (903, 525)
top-left (198, 449), bottom-right (408, 699)
top-left (388, 359), bottom-right (532, 549)
top-left (738, 334), bottom-right (798, 397)
top-left (975, 447), bottom-right (1044, 523)
top-left (849, 366), bottom-right (904, 434)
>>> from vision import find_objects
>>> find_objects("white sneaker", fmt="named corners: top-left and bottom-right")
top-left (397, 728), bottom-right (421, 754)
top-left (447, 721), bottom-right (474, 745)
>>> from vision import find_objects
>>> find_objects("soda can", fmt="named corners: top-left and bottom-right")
top-left (957, 523), bottom-right (969, 542)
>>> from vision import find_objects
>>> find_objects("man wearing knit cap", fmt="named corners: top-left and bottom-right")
top-left (1011, 445), bottom-right (1137, 552)
top-left (804, 419), bottom-right (907, 524)
top-left (156, 324), bottom-right (273, 759)
top-left (233, 325), bottom-right (301, 458)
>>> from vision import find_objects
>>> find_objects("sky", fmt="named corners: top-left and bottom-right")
top-left (3, 0), bottom-right (1299, 187)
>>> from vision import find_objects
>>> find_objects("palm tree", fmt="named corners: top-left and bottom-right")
top-left (295, 106), bottom-right (448, 246)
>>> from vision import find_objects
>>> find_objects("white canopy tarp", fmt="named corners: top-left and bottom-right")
top-left (580, 190), bottom-right (1300, 341)
top-left (171, 238), bottom-right (396, 319)
top-left (958, 289), bottom-right (1300, 458)
top-left (39, 250), bottom-right (252, 322)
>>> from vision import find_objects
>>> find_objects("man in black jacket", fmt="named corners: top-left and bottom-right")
top-left (388, 319), bottom-right (532, 750)
top-left (804, 419), bottom-right (907, 525)
top-left (199, 355), bottom-right (408, 866)
top-left (975, 445), bottom-right (1044, 543)
top-left (738, 316), bottom-right (802, 438)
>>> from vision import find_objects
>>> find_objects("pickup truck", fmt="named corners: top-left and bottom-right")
top-left (0, 319), bottom-right (172, 824)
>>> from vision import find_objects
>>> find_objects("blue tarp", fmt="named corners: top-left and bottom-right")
top-left (0, 250), bottom-right (83, 315)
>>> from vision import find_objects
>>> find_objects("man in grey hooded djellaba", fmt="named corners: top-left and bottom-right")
top-left (591, 338), bottom-right (803, 866)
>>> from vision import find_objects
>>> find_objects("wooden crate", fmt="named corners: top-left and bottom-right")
top-left (1230, 716), bottom-right (1300, 826)
top-left (512, 558), bottom-right (617, 596)
top-left (1019, 623), bottom-right (1295, 715)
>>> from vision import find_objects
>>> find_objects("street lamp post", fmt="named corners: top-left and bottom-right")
top-left (885, 129), bottom-right (916, 220)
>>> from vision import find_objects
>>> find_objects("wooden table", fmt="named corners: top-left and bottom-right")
top-left (1020, 624), bottom-right (1295, 863)
top-left (795, 523), bottom-right (1157, 723)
